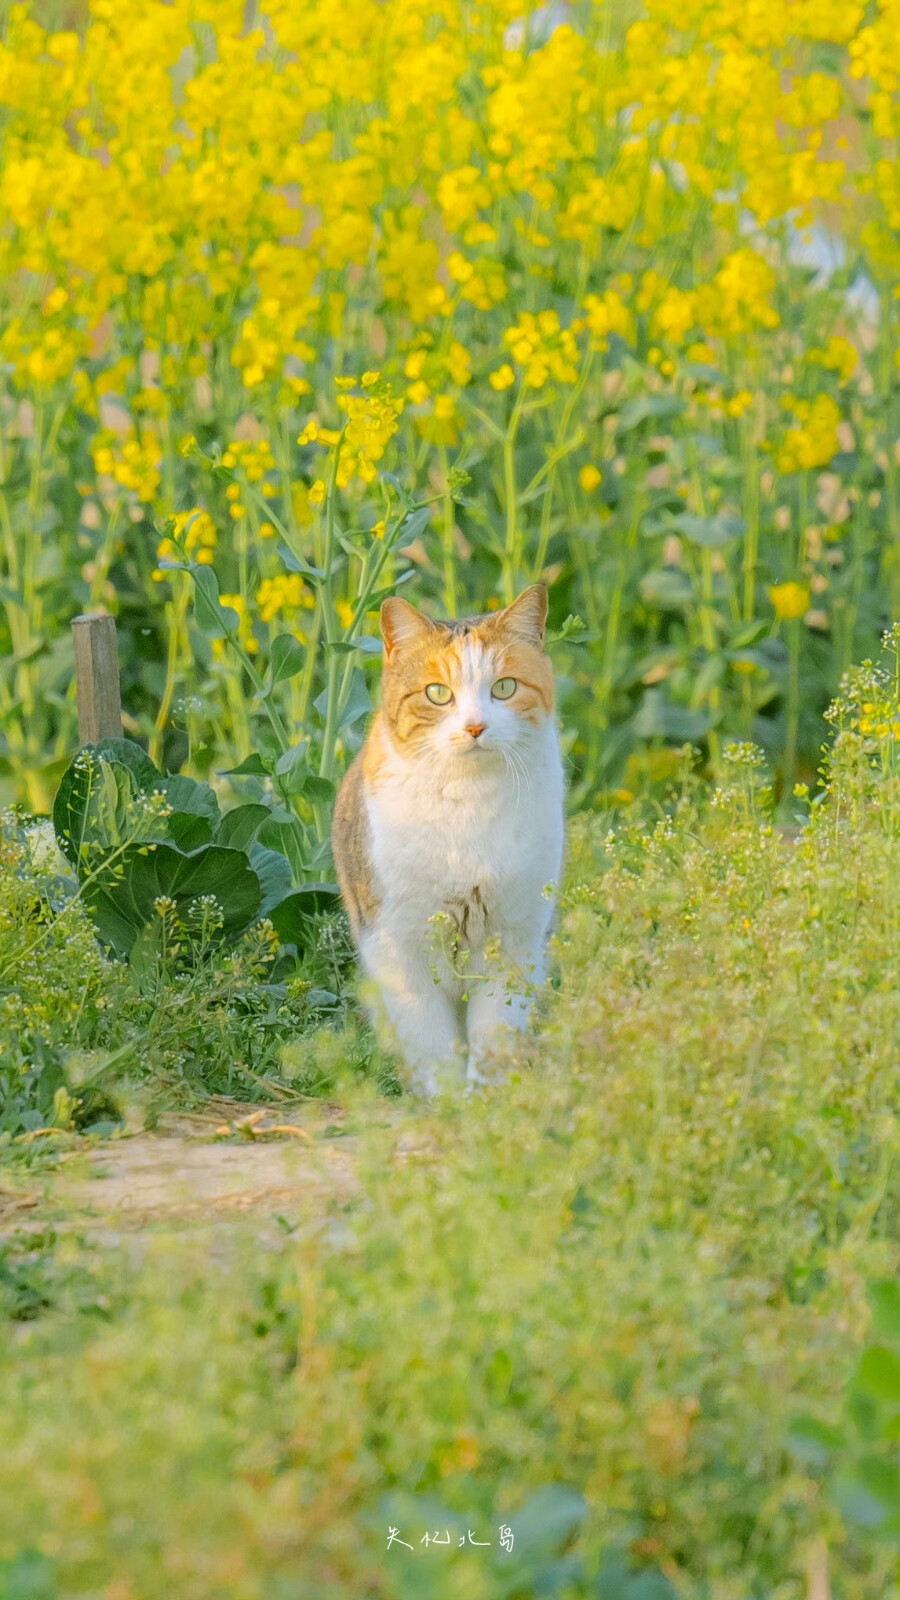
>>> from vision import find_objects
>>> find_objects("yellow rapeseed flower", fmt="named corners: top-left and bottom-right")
top-left (769, 582), bottom-right (810, 621)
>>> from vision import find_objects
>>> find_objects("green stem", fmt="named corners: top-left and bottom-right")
top-left (501, 389), bottom-right (525, 604)
top-left (783, 618), bottom-right (801, 806)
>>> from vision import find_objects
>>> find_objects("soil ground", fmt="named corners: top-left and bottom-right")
top-left (0, 1097), bottom-right (364, 1239)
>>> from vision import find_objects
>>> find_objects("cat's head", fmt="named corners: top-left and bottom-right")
top-left (378, 584), bottom-right (554, 762)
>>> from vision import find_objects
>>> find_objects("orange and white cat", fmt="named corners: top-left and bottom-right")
top-left (332, 584), bottom-right (564, 1093)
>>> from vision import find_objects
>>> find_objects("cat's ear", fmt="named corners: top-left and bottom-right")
top-left (496, 583), bottom-right (548, 647)
top-left (381, 597), bottom-right (435, 659)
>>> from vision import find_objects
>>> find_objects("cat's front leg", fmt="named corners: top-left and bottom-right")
top-left (465, 935), bottom-right (547, 1086)
top-left (358, 925), bottom-right (464, 1095)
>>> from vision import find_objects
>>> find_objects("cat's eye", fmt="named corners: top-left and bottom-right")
top-left (425, 683), bottom-right (453, 706)
top-left (491, 677), bottom-right (518, 701)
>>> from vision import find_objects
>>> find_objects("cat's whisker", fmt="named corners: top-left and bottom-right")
top-left (500, 746), bottom-right (520, 809)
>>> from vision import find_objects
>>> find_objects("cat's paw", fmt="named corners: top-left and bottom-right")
top-left (404, 1057), bottom-right (465, 1100)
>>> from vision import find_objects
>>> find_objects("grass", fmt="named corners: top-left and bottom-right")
top-left (4, 722), bottom-right (900, 1596)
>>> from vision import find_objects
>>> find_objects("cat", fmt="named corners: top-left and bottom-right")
top-left (332, 582), bottom-right (565, 1093)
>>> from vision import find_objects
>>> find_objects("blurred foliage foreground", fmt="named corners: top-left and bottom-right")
top-left (4, 0), bottom-right (900, 822)
top-left (6, 657), bottom-right (900, 1594)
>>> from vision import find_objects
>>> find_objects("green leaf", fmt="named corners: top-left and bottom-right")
top-left (274, 743), bottom-right (309, 783)
top-left (54, 756), bottom-right (146, 868)
top-left (282, 771), bottom-right (335, 803)
top-left (53, 741), bottom-right (159, 868)
top-left (83, 843), bottom-right (262, 959)
top-left (397, 506), bottom-right (431, 543)
top-left (856, 1344), bottom-right (900, 1403)
top-left (786, 1413), bottom-right (845, 1468)
top-left (871, 1281), bottom-right (900, 1344)
top-left (220, 752), bottom-right (272, 777)
top-left (165, 812), bottom-right (214, 851)
top-left (326, 634), bottom-right (383, 655)
top-left (504, 1485), bottom-right (586, 1562)
top-left (257, 815), bottom-right (310, 881)
top-left (616, 395), bottom-right (686, 433)
top-left (269, 884), bottom-right (341, 947)
top-left (549, 613), bottom-right (588, 645)
top-left (191, 565), bottom-right (241, 638)
top-left (153, 774), bottom-right (221, 825)
top-left (0, 1549), bottom-right (57, 1600)
top-left (215, 803), bottom-right (270, 851)
top-left (690, 655), bottom-right (725, 707)
top-left (728, 618), bottom-right (770, 649)
top-left (276, 540), bottom-right (324, 580)
top-left (596, 1554), bottom-right (677, 1600)
top-left (249, 843), bottom-right (294, 916)
top-left (92, 738), bottom-right (159, 786)
top-left (856, 1455), bottom-right (900, 1514)
top-left (314, 668), bottom-right (372, 730)
top-left (269, 632), bottom-right (306, 685)
top-left (273, 742), bottom-right (334, 801)
top-left (486, 1347), bottom-right (513, 1401)
top-left (639, 569), bottom-right (694, 610)
top-left (665, 512), bottom-right (746, 547)
top-left (634, 690), bottom-right (713, 742)
top-left (833, 1471), bottom-right (892, 1530)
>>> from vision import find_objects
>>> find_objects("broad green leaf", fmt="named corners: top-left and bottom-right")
top-left (856, 1344), bottom-right (900, 1403)
top-left (269, 632), bottom-right (306, 685)
top-left (616, 395), bottom-right (686, 432)
top-left (274, 743), bottom-right (309, 784)
top-left (785, 1413), bottom-right (845, 1468)
top-left (53, 740), bottom-right (159, 867)
top-left (276, 761), bottom-right (335, 801)
top-left (691, 655), bottom-right (725, 706)
top-left (486, 1347), bottom-right (513, 1401)
top-left (191, 565), bottom-right (241, 638)
top-left (596, 1554), bottom-right (677, 1600)
top-left (0, 1548), bottom-right (57, 1600)
top-left (315, 668), bottom-right (372, 730)
top-left (857, 1454), bottom-right (900, 1513)
top-left (834, 1470), bottom-right (893, 1530)
top-left (639, 569), bottom-right (694, 610)
top-left (665, 512), bottom-right (746, 547)
top-left (249, 843), bottom-right (294, 917)
top-left (269, 884), bottom-right (341, 947)
top-left (54, 755), bottom-right (147, 868)
top-left (83, 843), bottom-right (262, 959)
top-left (220, 752), bottom-right (273, 777)
top-left (165, 812), bottom-right (213, 851)
top-left (634, 690), bottom-right (713, 742)
top-left (153, 774), bottom-right (220, 825)
top-left (871, 1281), bottom-right (900, 1344)
top-left (503, 1485), bottom-right (586, 1561)
top-left (215, 803), bottom-right (270, 851)
top-left (92, 738), bottom-right (159, 786)
top-left (257, 815), bottom-right (310, 881)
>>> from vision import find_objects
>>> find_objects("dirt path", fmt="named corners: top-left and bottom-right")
top-left (1, 1097), bottom-right (363, 1236)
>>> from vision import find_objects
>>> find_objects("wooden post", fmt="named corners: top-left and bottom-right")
top-left (72, 613), bottom-right (123, 745)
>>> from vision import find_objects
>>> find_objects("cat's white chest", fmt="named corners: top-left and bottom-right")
top-left (365, 725), bottom-right (564, 951)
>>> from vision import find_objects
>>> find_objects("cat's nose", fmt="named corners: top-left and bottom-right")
top-left (465, 721), bottom-right (486, 739)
